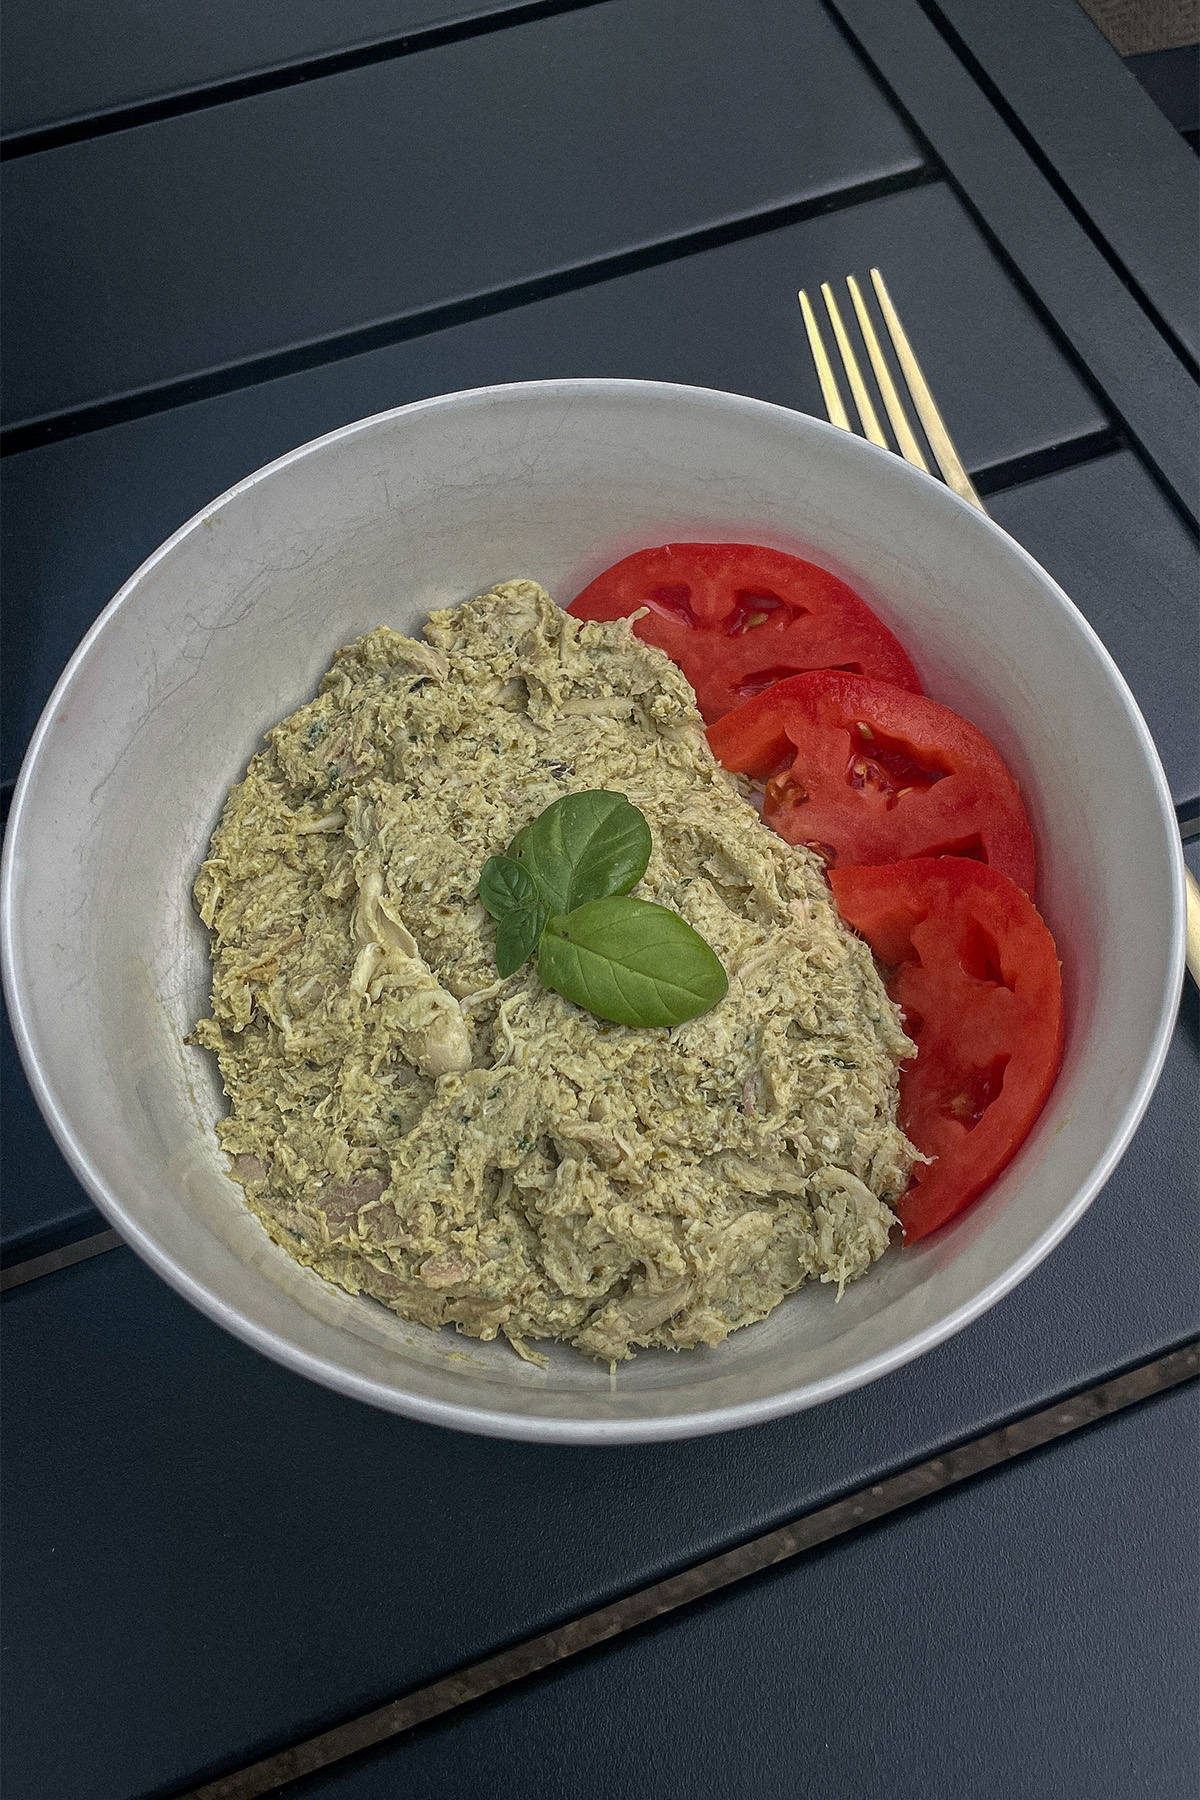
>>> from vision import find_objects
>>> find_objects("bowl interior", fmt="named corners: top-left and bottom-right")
top-left (2, 381), bottom-right (1181, 1441)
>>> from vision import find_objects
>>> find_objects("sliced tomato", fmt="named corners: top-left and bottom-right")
top-left (708, 670), bottom-right (1036, 895)
top-left (567, 542), bottom-right (921, 724)
top-left (829, 858), bottom-right (1063, 1240)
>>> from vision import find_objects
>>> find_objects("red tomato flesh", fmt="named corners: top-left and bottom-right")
top-left (567, 542), bottom-right (922, 724)
top-left (708, 670), bottom-right (1036, 895)
top-left (829, 859), bottom-right (1063, 1241)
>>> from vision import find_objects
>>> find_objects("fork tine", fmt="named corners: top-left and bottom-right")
top-left (820, 282), bottom-right (888, 449)
top-left (798, 289), bottom-right (852, 432)
top-left (869, 268), bottom-right (986, 513)
top-left (846, 275), bottom-right (930, 475)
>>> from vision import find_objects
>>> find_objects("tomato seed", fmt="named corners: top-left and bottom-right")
top-left (766, 770), bottom-right (808, 806)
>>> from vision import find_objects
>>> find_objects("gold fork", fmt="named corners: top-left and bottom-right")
top-left (799, 268), bottom-right (1200, 988)
top-left (799, 267), bottom-right (985, 513)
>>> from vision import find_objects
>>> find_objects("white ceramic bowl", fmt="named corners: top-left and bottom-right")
top-left (1, 381), bottom-right (1184, 1442)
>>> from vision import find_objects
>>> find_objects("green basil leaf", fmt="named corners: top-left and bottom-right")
top-left (508, 790), bottom-right (651, 917)
top-left (538, 896), bottom-right (727, 1027)
top-left (478, 854), bottom-right (541, 921)
top-left (494, 903), bottom-right (547, 978)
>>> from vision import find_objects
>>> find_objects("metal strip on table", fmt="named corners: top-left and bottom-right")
top-left (0, 0), bottom-right (924, 438)
top-left (822, 0), bottom-right (1200, 525)
top-left (0, 1228), bottom-right (122, 1291)
top-left (181, 1344), bottom-right (1200, 1799)
top-left (241, 1371), bottom-right (1199, 1800)
top-left (0, 0), bottom-right (600, 149)
top-left (929, 0), bottom-right (1199, 366)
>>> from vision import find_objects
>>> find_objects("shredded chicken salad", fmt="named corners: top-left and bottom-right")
top-left (191, 581), bottom-right (917, 1364)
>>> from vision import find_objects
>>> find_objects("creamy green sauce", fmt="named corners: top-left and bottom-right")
top-left (192, 582), bottom-right (916, 1364)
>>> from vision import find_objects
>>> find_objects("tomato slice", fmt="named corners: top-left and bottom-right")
top-left (829, 859), bottom-right (1063, 1241)
top-left (567, 542), bottom-right (922, 723)
top-left (708, 670), bottom-right (1036, 895)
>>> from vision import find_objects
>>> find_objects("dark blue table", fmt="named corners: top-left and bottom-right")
top-left (2, 5), bottom-right (1197, 1797)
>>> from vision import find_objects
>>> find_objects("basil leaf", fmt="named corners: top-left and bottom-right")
top-left (479, 855), bottom-right (546, 974)
top-left (478, 854), bottom-right (541, 921)
top-left (538, 897), bottom-right (727, 1028)
top-left (478, 857), bottom-right (546, 975)
top-left (509, 790), bottom-right (651, 917)
top-left (494, 903), bottom-right (547, 978)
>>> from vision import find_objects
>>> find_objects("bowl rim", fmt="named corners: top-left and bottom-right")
top-left (1, 377), bottom-right (1186, 1442)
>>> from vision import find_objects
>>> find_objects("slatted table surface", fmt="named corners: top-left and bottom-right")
top-left (2, 4), bottom-right (1197, 1797)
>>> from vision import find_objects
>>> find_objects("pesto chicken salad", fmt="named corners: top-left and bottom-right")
top-left (192, 579), bottom-right (919, 1366)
